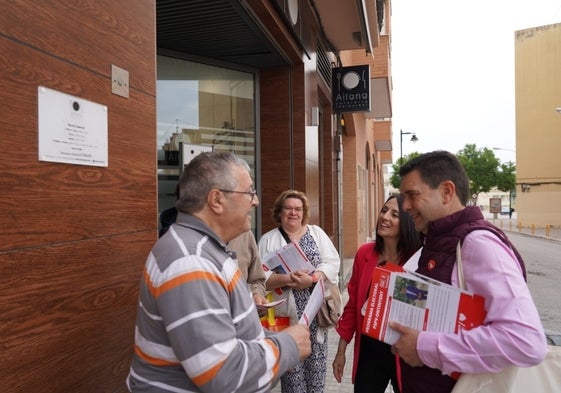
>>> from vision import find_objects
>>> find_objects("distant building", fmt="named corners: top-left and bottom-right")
top-left (515, 22), bottom-right (561, 228)
top-left (478, 189), bottom-right (513, 215)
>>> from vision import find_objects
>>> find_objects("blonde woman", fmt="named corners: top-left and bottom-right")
top-left (259, 189), bottom-right (340, 393)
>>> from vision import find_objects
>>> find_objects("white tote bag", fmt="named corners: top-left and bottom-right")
top-left (451, 345), bottom-right (561, 393)
top-left (451, 242), bottom-right (561, 393)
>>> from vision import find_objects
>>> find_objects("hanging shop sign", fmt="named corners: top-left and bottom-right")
top-left (332, 65), bottom-right (370, 113)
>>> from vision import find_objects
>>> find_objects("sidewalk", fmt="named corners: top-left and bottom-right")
top-left (486, 215), bottom-right (561, 242)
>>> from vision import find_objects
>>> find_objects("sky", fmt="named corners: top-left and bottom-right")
top-left (390, 0), bottom-right (561, 164)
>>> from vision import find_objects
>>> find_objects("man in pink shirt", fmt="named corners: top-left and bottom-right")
top-left (391, 150), bottom-right (547, 393)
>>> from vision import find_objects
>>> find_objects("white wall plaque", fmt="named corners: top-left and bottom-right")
top-left (38, 86), bottom-right (108, 167)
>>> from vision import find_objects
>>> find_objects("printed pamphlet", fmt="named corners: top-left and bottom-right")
top-left (262, 242), bottom-right (316, 295)
top-left (362, 264), bottom-right (486, 345)
top-left (299, 278), bottom-right (324, 327)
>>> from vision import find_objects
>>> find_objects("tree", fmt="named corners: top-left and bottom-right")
top-left (456, 144), bottom-right (504, 205)
top-left (496, 161), bottom-right (516, 193)
top-left (389, 146), bottom-right (516, 207)
top-left (496, 160), bottom-right (517, 212)
top-left (389, 152), bottom-right (421, 189)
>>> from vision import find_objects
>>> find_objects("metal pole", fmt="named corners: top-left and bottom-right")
top-left (400, 129), bottom-right (403, 163)
top-left (509, 188), bottom-right (513, 218)
top-left (400, 130), bottom-right (417, 163)
top-left (336, 113), bottom-right (344, 290)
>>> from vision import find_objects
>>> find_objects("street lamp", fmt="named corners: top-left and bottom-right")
top-left (492, 147), bottom-right (516, 152)
top-left (492, 147), bottom-right (517, 165)
top-left (400, 129), bottom-right (418, 163)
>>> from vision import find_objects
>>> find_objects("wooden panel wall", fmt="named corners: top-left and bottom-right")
top-left (0, 1), bottom-right (157, 391)
top-left (259, 64), bottom-right (326, 234)
top-left (257, 11), bottom-right (340, 240)
top-left (259, 66), bottom-right (292, 231)
top-left (320, 97), bottom-right (339, 245)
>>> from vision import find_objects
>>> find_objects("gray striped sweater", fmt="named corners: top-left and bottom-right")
top-left (126, 213), bottom-right (300, 392)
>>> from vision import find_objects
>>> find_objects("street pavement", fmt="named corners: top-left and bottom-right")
top-left (272, 216), bottom-right (561, 393)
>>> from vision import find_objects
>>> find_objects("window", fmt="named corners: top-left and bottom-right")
top-left (156, 55), bottom-right (257, 226)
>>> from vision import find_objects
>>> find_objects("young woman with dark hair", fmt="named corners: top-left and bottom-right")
top-left (333, 195), bottom-right (420, 393)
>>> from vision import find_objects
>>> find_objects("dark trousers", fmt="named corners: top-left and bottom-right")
top-left (354, 334), bottom-right (400, 393)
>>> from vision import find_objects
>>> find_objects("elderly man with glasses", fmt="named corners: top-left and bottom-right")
top-left (127, 152), bottom-right (311, 393)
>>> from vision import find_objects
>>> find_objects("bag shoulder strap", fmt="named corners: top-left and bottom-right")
top-left (277, 226), bottom-right (292, 244)
top-left (456, 241), bottom-right (466, 290)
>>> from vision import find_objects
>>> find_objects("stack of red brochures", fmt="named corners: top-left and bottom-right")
top-left (362, 264), bottom-right (486, 345)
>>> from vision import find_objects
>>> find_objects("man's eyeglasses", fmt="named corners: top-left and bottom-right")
top-left (219, 189), bottom-right (257, 201)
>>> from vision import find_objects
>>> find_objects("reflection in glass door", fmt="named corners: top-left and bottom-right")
top-left (156, 55), bottom-right (256, 229)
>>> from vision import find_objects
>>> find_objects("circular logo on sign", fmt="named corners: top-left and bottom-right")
top-left (342, 71), bottom-right (360, 89)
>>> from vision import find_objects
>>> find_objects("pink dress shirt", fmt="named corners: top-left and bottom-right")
top-left (417, 230), bottom-right (547, 375)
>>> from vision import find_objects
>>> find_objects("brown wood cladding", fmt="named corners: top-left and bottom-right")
top-left (291, 65), bottom-right (308, 191)
top-left (259, 61), bottom-right (339, 241)
top-left (0, 233), bottom-right (150, 391)
top-left (1, 1), bottom-right (156, 94)
top-left (320, 98), bottom-right (338, 242)
top-left (0, 1), bottom-right (156, 391)
top-left (259, 67), bottom-right (292, 231)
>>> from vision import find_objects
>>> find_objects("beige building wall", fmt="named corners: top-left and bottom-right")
top-left (515, 23), bottom-right (561, 228)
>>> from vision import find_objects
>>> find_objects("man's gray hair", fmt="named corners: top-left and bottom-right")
top-left (176, 151), bottom-right (250, 214)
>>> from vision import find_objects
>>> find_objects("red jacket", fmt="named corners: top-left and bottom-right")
top-left (335, 242), bottom-right (380, 382)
